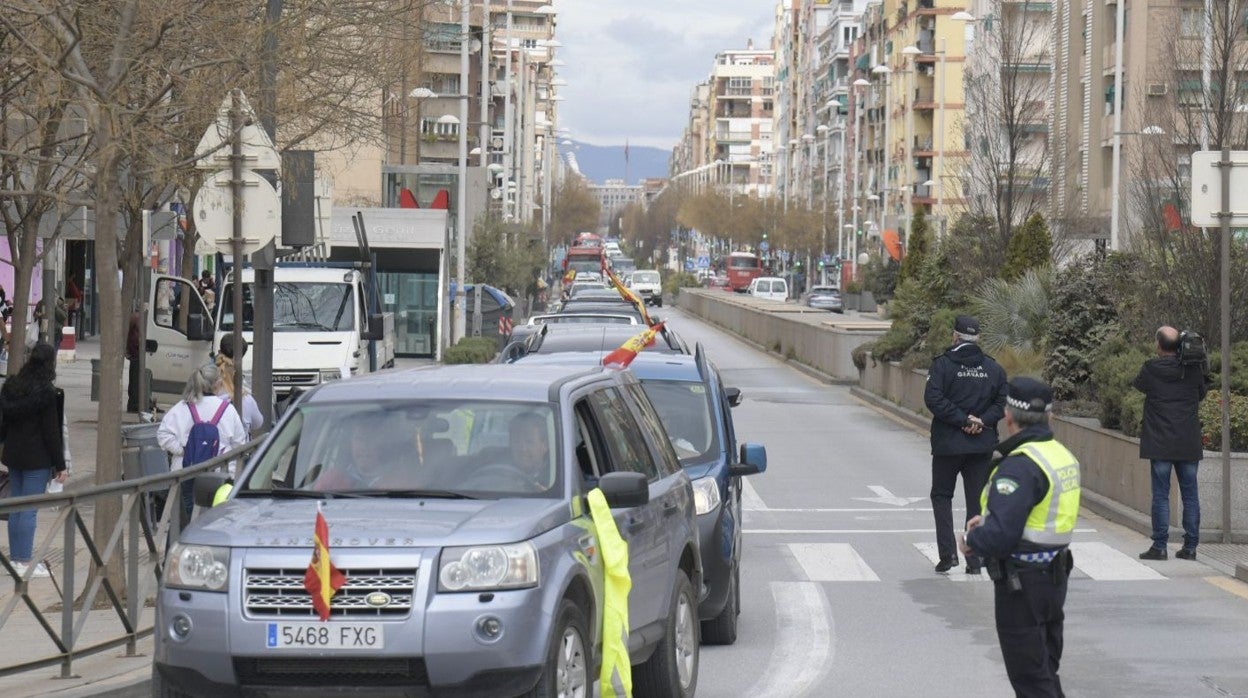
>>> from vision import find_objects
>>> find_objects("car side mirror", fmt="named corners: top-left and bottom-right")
top-left (597, 471), bottom-right (649, 508)
top-left (730, 443), bottom-right (767, 477)
top-left (362, 313), bottom-right (385, 341)
top-left (193, 472), bottom-right (232, 508)
top-left (725, 387), bottom-right (743, 408)
top-left (186, 313), bottom-right (214, 341)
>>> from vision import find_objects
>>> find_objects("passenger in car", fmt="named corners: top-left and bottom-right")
top-left (510, 412), bottom-right (552, 489)
top-left (313, 414), bottom-right (408, 490)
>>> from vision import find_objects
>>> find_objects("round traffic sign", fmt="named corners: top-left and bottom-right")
top-left (192, 169), bottom-right (280, 256)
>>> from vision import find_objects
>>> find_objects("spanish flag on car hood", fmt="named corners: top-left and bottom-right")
top-left (304, 503), bottom-right (347, 621)
top-left (602, 323), bottom-right (665, 369)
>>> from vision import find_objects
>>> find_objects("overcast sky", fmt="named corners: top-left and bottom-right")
top-left (556, 1), bottom-right (775, 151)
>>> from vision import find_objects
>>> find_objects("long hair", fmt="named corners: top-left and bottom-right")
top-left (182, 363), bottom-right (221, 404)
top-left (215, 354), bottom-right (238, 397)
top-left (3, 342), bottom-right (57, 396)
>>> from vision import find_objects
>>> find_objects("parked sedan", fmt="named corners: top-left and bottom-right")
top-left (159, 364), bottom-right (703, 697)
top-left (802, 285), bottom-right (843, 313)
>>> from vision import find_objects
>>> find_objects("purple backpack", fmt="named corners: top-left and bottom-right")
top-left (184, 400), bottom-right (230, 466)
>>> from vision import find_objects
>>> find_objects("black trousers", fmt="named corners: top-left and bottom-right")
top-left (994, 557), bottom-right (1071, 698)
top-left (931, 452), bottom-right (993, 562)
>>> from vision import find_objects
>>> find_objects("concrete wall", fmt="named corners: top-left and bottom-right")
top-left (857, 358), bottom-right (1248, 541)
top-left (676, 289), bottom-right (887, 382)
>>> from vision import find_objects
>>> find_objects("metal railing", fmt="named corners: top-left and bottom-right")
top-left (0, 438), bottom-right (265, 678)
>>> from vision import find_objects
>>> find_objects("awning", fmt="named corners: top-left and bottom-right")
top-left (883, 229), bottom-right (902, 261)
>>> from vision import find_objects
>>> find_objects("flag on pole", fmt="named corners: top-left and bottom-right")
top-left (562, 268), bottom-right (577, 286)
top-left (303, 503), bottom-right (347, 621)
top-left (602, 261), bottom-right (652, 326)
top-left (602, 322), bottom-right (665, 369)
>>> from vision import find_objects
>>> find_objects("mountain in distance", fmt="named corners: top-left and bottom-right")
top-left (562, 141), bottom-right (671, 185)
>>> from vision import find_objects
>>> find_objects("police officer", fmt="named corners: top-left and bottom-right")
top-left (960, 377), bottom-right (1080, 698)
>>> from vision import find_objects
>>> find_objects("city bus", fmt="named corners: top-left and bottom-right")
top-left (725, 251), bottom-right (763, 292)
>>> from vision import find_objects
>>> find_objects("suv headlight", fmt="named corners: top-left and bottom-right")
top-left (692, 477), bottom-right (721, 516)
top-left (166, 543), bottom-right (230, 592)
top-left (439, 542), bottom-right (539, 592)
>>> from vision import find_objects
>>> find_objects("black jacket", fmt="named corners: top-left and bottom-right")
top-left (924, 342), bottom-right (1008, 456)
top-left (0, 382), bottom-right (66, 473)
top-left (1133, 355), bottom-right (1208, 462)
top-left (965, 425), bottom-right (1065, 559)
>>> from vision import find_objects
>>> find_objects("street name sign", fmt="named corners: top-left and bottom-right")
top-left (1190, 150), bottom-right (1248, 227)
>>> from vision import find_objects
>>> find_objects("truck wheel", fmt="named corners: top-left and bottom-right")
top-left (700, 566), bottom-right (738, 645)
top-left (633, 573), bottom-right (699, 698)
top-left (526, 599), bottom-right (590, 698)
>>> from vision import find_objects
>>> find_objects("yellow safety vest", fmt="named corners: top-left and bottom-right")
top-left (212, 483), bottom-right (233, 507)
top-left (587, 488), bottom-right (632, 698)
top-left (981, 440), bottom-right (1081, 547)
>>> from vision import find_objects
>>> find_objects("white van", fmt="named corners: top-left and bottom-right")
top-left (749, 276), bottom-right (789, 302)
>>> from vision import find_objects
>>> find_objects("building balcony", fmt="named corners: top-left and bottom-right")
top-left (715, 131), bottom-right (755, 143)
top-left (914, 135), bottom-right (934, 153)
top-left (914, 90), bottom-right (936, 109)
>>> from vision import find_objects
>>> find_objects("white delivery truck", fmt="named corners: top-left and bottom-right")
top-left (145, 262), bottom-right (395, 403)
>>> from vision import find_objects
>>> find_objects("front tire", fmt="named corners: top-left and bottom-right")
top-left (700, 565), bottom-right (738, 645)
top-left (633, 573), bottom-right (699, 697)
top-left (526, 600), bottom-right (590, 698)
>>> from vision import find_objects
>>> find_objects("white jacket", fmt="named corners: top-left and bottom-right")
top-left (157, 395), bottom-right (248, 471)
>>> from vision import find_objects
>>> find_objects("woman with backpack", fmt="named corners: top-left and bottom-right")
top-left (157, 363), bottom-right (247, 525)
top-left (1, 343), bottom-right (67, 578)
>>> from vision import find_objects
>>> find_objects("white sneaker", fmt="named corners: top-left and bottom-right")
top-left (10, 562), bottom-right (50, 579)
top-left (29, 563), bottom-right (50, 578)
top-left (11, 561), bottom-right (28, 578)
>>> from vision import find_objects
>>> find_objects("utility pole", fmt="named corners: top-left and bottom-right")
top-left (229, 89), bottom-right (246, 411)
top-left (251, 0), bottom-right (284, 427)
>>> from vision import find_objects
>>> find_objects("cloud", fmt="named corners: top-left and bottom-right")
top-left (555, 1), bottom-right (774, 150)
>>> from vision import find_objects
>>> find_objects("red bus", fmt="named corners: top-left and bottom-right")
top-left (725, 251), bottom-right (763, 292)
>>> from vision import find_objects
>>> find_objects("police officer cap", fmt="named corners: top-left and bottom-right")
top-left (954, 314), bottom-right (980, 336)
top-left (1007, 377), bottom-right (1053, 413)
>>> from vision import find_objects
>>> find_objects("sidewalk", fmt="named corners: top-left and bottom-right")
top-left (1, 337), bottom-right (156, 697)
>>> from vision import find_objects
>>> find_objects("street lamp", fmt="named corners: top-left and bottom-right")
top-left (802, 133), bottom-right (816, 210)
top-left (816, 123), bottom-right (831, 280)
top-left (901, 45), bottom-right (922, 234)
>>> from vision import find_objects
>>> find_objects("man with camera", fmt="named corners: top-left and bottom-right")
top-left (1135, 326), bottom-right (1209, 561)
top-left (961, 377), bottom-right (1080, 698)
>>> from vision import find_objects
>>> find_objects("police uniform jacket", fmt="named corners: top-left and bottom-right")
top-left (965, 425), bottom-right (1064, 560)
top-left (924, 342), bottom-right (1008, 456)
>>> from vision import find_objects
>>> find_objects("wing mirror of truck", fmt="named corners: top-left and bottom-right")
top-left (730, 443), bottom-right (767, 477)
top-left (193, 472), bottom-right (232, 508)
top-left (362, 314), bottom-right (385, 341)
top-left (185, 312), bottom-right (214, 341)
top-left (725, 387), bottom-right (743, 407)
top-left (596, 471), bottom-right (649, 508)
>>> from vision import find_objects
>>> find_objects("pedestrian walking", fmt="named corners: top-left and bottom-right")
top-left (157, 363), bottom-right (247, 526)
top-left (924, 314), bottom-right (1008, 573)
top-left (961, 377), bottom-right (1081, 698)
top-left (1, 343), bottom-right (68, 578)
top-left (53, 296), bottom-right (68, 350)
top-left (215, 336), bottom-right (263, 436)
top-left (1134, 326), bottom-right (1209, 561)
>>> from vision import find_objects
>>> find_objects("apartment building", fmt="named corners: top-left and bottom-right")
top-left (848, 0), bottom-right (969, 241)
top-left (591, 179), bottom-right (645, 233)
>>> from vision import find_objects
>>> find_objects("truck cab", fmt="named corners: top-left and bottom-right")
top-left (145, 265), bottom-right (395, 403)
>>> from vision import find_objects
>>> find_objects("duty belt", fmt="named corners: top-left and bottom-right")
top-left (1010, 548), bottom-right (1064, 565)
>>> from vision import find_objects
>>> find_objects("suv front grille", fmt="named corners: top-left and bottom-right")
top-left (234, 657), bottom-right (428, 687)
top-left (244, 567), bottom-right (418, 618)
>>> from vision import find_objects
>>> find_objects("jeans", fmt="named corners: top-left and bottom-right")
top-left (7, 468), bottom-right (50, 562)
top-left (1150, 460), bottom-right (1200, 550)
top-left (931, 452), bottom-right (993, 563)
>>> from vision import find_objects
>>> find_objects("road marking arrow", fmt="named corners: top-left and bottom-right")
top-left (852, 485), bottom-right (925, 507)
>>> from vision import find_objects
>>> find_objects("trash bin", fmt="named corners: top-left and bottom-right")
top-left (121, 422), bottom-right (169, 480)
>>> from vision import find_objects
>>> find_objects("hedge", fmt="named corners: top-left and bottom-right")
top-left (443, 336), bottom-right (499, 364)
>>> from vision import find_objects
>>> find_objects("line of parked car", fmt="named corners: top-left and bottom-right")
top-left (154, 277), bottom-right (767, 698)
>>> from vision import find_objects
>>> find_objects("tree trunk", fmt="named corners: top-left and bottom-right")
top-left (7, 217), bottom-right (40, 374)
top-left (92, 111), bottom-right (125, 586)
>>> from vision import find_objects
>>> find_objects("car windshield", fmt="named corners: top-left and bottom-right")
top-left (219, 282), bottom-right (355, 332)
top-left (639, 380), bottom-right (720, 464)
top-left (633, 271), bottom-right (660, 284)
top-left (240, 401), bottom-right (561, 498)
top-left (729, 256), bottom-right (759, 269)
top-left (567, 259), bottom-right (601, 275)
top-left (535, 315), bottom-right (633, 325)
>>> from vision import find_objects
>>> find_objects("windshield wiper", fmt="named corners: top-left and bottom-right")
top-left (238, 489), bottom-right (364, 499)
top-left (353, 489), bottom-right (478, 500)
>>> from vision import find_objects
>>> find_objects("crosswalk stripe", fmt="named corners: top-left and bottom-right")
top-left (913, 543), bottom-right (990, 582)
top-left (1069, 542), bottom-right (1166, 581)
top-left (789, 543), bottom-right (881, 582)
top-left (742, 478), bottom-right (767, 511)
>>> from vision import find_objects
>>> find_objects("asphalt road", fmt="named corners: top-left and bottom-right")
top-left (660, 306), bottom-right (1248, 698)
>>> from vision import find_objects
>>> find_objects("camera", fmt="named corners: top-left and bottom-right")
top-left (1178, 330), bottom-right (1209, 374)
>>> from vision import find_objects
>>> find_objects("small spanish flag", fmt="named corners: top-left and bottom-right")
top-left (602, 322), bottom-right (665, 369)
top-left (303, 503), bottom-right (347, 621)
top-left (562, 268), bottom-right (577, 286)
top-left (602, 262), bottom-right (652, 326)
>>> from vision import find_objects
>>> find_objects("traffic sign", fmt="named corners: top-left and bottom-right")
top-left (696, 255), bottom-right (710, 268)
top-left (194, 91), bottom-right (281, 171)
top-left (1190, 150), bottom-right (1248, 227)
top-left (192, 169), bottom-right (281, 256)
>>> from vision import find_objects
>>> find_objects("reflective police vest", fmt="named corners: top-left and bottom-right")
top-left (587, 488), bottom-right (632, 698)
top-left (982, 440), bottom-right (1081, 547)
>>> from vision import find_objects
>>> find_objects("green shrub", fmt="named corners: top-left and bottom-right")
top-left (921, 308), bottom-right (960, 358)
top-left (970, 268), bottom-right (1052, 354)
top-left (1207, 341), bottom-right (1248, 395)
top-left (868, 320), bottom-right (918, 364)
top-left (900, 210), bottom-right (933, 284)
top-left (443, 336), bottom-right (498, 364)
top-left (662, 271), bottom-right (699, 296)
top-left (1001, 213), bottom-right (1052, 282)
top-left (1199, 392), bottom-right (1248, 452)
top-left (1119, 390), bottom-right (1145, 438)
top-left (1043, 255), bottom-right (1120, 401)
top-left (1088, 336), bottom-right (1149, 430)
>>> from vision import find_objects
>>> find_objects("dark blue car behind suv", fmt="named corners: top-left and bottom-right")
top-left (506, 345), bottom-right (767, 644)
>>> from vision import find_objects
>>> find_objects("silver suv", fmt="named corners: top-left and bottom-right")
top-left (154, 364), bottom-right (702, 697)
